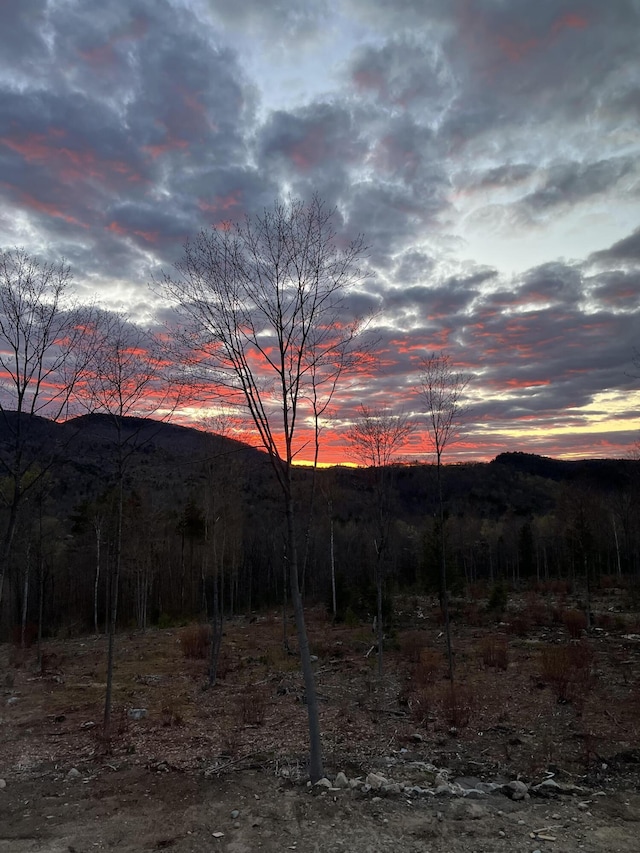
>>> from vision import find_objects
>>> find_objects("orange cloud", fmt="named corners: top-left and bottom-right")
top-left (1, 131), bottom-right (144, 185)
top-left (10, 186), bottom-right (87, 228)
top-left (142, 137), bottom-right (189, 160)
top-left (107, 220), bottom-right (158, 243)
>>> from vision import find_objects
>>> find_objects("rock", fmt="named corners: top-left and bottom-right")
top-left (532, 778), bottom-right (585, 797)
top-left (333, 772), bottom-right (349, 789)
top-left (450, 800), bottom-right (487, 820)
top-left (66, 768), bottom-right (82, 781)
top-left (314, 777), bottom-right (332, 789)
top-left (455, 776), bottom-right (483, 789)
top-left (504, 780), bottom-right (529, 800)
top-left (0, 779), bottom-right (6, 789)
top-left (365, 772), bottom-right (388, 790)
top-left (6, 696), bottom-right (18, 706)
top-left (128, 708), bottom-right (147, 721)
top-left (230, 809), bottom-right (239, 819)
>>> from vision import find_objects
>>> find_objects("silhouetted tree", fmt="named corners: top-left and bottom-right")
top-left (0, 249), bottom-right (94, 613)
top-left (347, 406), bottom-right (413, 675)
top-left (418, 352), bottom-right (470, 681)
top-left (160, 195), bottom-right (367, 782)
top-left (80, 311), bottom-right (172, 736)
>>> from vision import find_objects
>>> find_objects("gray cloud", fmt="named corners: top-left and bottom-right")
top-left (0, 0), bottom-right (638, 460)
top-left (590, 227), bottom-right (640, 264)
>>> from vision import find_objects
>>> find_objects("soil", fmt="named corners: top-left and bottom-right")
top-left (1, 590), bottom-right (640, 852)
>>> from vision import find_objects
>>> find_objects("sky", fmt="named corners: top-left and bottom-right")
top-left (1, 0), bottom-right (639, 463)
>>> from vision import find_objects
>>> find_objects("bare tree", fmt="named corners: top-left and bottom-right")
top-left (347, 406), bottom-right (413, 675)
top-left (159, 195), bottom-right (367, 782)
top-left (79, 311), bottom-right (172, 736)
top-left (417, 352), bottom-right (470, 681)
top-left (0, 248), bottom-right (94, 610)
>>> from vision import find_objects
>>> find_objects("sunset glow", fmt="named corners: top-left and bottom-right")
top-left (0, 0), bottom-right (638, 463)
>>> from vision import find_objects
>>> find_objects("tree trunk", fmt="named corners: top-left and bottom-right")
top-left (21, 544), bottom-right (30, 649)
top-left (0, 493), bottom-right (21, 609)
top-left (376, 556), bottom-right (384, 677)
top-left (285, 484), bottom-right (323, 782)
top-left (437, 458), bottom-right (454, 682)
top-left (94, 521), bottom-right (101, 635)
top-left (330, 511), bottom-right (336, 619)
top-left (104, 454), bottom-right (124, 736)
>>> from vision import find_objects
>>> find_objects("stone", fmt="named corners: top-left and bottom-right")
top-left (505, 779), bottom-right (528, 800)
top-left (0, 779), bottom-right (6, 789)
top-left (333, 772), bottom-right (349, 789)
top-left (230, 809), bottom-right (240, 819)
top-left (314, 777), bottom-right (332, 789)
top-left (365, 772), bottom-right (388, 790)
top-left (455, 776), bottom-right (483, 789)
top-left (128, 708), bottom-right (147, 721)
top-left (66, 768), bottom-right (82, 781)
top-left (450, 800), bottom-right (487, 820)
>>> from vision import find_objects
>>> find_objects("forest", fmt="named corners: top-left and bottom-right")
top-left (1, 410), bottom-right (638, 642)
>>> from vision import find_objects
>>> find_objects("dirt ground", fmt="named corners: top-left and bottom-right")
top-left (1, 590), bottom-right (640, 852)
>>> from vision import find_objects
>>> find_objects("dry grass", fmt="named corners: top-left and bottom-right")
top-left (413, 647), bottom-right (444, 686)
top-left (539, 640), bottom-right (594, 703)
top-left (563, 608), bottom-right (588, 638)
top-left (236, 684), bottom-right (269, 726)
top-left (400, 630), bottom-right (427, 663)
top-left (479, 634), bottom-right (509, 670)
top-left (435, 682), bottom-right (476, 729)
top-left (179, 624), bottom-right (211, 659)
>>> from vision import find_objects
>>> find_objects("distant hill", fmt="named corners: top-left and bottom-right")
top-left (0, 411), bottom-right (636, 522)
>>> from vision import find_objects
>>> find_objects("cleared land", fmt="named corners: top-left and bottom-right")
top-left (1, 585), bottom-right (639, 852)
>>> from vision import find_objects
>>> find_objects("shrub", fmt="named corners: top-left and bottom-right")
top-left (540, 644), bottom-right (572, 701)
top-left (487, 582), bottom-right (508, 613)
top-left (400, 630), bottom-right (426, 664)
top-left (462, 602), bottom-right (487, 627)
top-left (563, 609), bottom-right (587, 639)
top-left (236, 685), bottom-right (268, 726)
top-left (408, 687), bottom-right (431, 725)
top-left (508, 611), bottom-right (532, 637)
top-left (479, 634), bottom-right (508, 670)
top-left (157, 613), bottom-right (174, 629)
top-left (413, 647), bottom-right (443, 686)
top-left (540, 640), bottom-right (594, 703)
top-left (179, 624), bottom-right (211, 659)
top-left (436, 683), bottom-right (475, 729)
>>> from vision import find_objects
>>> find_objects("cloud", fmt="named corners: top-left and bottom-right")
top-left (0, 0), bottom-right (639, 460)
top-left (590, 227), bottom-right (640, 264)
